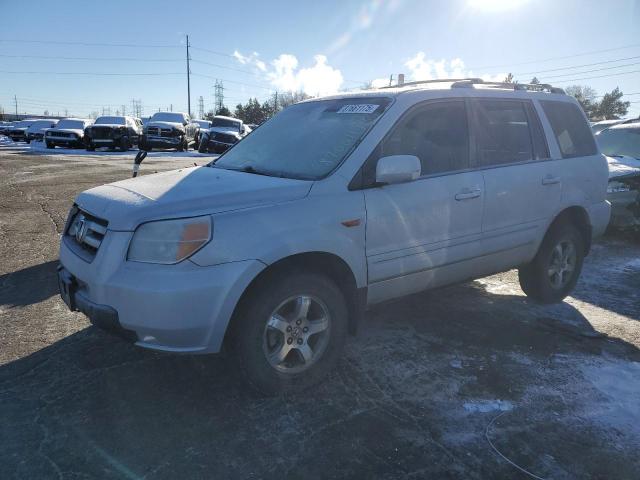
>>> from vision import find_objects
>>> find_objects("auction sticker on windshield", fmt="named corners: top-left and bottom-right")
top-left (337, 104), bottom-right (380, 114)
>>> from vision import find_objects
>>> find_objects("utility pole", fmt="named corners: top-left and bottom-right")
top-left (14, 95), bottom-right (18, 119)
top-left (170, 103), bottom-right (173, 112)
top-left (122, 105), bottom-right (126, 116)
top-left (388, 74), bottom-right (394, 87)
top-left (186, 34), bottom-right (191, 117)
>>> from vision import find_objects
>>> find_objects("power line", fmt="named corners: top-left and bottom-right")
top-left (191, 72), bottom-right (273, 90)
top-left (0, 38), bottom-right (182, 48)
top-left (0, 70), bottom-right (183, 76)
top-left (467, 42), bottom-right (640, 71)
top-left (0, 53), bottom-right (182, 62)
top-left (189, 45), bottom-right (235, 58)
top-left (514, 55), bottom-right (640, 77)
top-left (539, 61), bottom-right (640, 80)
top-left (550, 69), bottom-right (640, 84)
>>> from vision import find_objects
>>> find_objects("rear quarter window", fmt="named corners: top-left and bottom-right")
top-left (540, 100), bottom-right (597, 158)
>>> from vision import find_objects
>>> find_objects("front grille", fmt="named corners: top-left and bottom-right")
top-left (66, 209), bottom-right (108, 257)
top-left (212, 132), bottom-right (237, 144)
top-left (91, 127), bottom-right (115, 139)
top-left (49, 131), bottom-right (73, 138)
top-left (147, 127), bottom-right (174, 137)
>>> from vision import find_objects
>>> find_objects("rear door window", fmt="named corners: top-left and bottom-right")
top-left (473, 99), bottom-right (535, 167)
top-left (539, 100), bottom-right (597, 158)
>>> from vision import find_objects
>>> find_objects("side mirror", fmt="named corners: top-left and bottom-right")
top-left (375, 155), bottom-right (421, 185)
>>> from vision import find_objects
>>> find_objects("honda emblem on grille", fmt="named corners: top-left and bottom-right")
top-left (75, 215), bottom-right (87, 243)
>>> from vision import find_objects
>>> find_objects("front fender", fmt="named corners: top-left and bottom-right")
top-left (190, 192), bottom-right (368, 288)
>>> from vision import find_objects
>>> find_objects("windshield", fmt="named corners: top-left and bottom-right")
top-left (213, 98), bottom-right (391, 180)
top-left (211, 118), bottom-right (241, 131)
top-left (13, 121), bottom-right (34, 128)
top-left (95, 116), bottom-right (125, 125)
top-left (195, 120), bottom-right (210, 129)
top-left (56, 120), bottom-right (85, 129)
top-left (29, 120), bottom-right (55, 129)
top-left (151, 112), bottom-right (186, 123)
top-left (597, 127), bottom-right (640, 159)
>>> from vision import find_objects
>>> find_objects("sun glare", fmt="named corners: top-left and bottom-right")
top-left (467, 0), bottom-right (529, 11)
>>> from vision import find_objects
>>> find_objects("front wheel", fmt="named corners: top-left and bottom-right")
top-left (518, 223), bottom-right (585, 304)
top-left (119, 136), bottom-right (130, 152)
top-left (231, 272), bottom-right (348, 395)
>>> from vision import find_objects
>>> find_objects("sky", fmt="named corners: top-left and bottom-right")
top-left (1, 0), bottom-right (639, 119)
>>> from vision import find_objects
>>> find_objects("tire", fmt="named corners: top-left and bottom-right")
top-left (518, 222), bottom-right (585, 304)
top-left (86, 143), bottom-right (95, 151)
top-left (198, 141), bottom-right (208, 154)
top-left (46, 141), bottom-right (54, 149)
top-left (26, 139), bottom-right (31, 144)
top-left (231, 272), bottom-right (348, 395)
top-left (177, 137), bottom-right (185, 152)
top-left (119, 136), bottom-right (130, 152)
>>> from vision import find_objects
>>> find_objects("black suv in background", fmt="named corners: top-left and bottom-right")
top-left (85, 116), bottom-right (143, 151)
top-left (139, 111), bottom-right (199, 151)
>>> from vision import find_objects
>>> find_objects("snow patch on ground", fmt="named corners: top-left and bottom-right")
top-left (579, 358), bottom-right (640, 436)
top-left (463, 399), bottom-right (514, 413)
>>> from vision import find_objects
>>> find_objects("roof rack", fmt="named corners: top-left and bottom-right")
top-left (451, 78), bottom-right (565, 94)
top-left (380, 78), bottom-right (484, 89)
top-left (380, 77), bottom-right (565, 94)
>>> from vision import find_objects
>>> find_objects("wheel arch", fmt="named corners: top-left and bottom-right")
top-left (547, 206), bottom-right (592, 255)
top-left (225, 251), bottom-right (365, 348)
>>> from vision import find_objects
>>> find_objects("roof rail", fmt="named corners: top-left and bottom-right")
top-left (379, 78), bottom-right (485, 89)
top-left (451, 78), bottom-right (565, 94)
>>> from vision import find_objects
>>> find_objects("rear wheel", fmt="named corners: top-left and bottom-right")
top-left (86, 143), bottom-right (95, 151)
top-left (177, 136), bottom-right (185, 152)
top-left (518, 223), bottom-right (585, 304)
top-left (46, 141), bottom-right (54, 149)
top-left (231, 272), bottom-right (348, 395)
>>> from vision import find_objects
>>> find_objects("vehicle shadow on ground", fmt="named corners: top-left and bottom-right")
top-left (1, 280), bottom-right (639, 479)
top-left (0, 260), bottom-right (59, 308)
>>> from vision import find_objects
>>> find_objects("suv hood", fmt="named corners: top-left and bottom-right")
top-left (48, 128), bottom-right (84, 136)
top-left (607, 155), bottom-right (640, 179)
top-left (208, 126), bottom-right (241, 136)
top-left (90, 124), bottom-right (126, 129)
top-left (146, 121), bottom-right (183, 130)
top-left (75, 166), bottom-right (313, 231)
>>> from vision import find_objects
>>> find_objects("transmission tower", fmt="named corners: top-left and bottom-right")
top-left (214, 80), bottom-right (224, 114)
top-left (198, 96), bottom-right (204, 119)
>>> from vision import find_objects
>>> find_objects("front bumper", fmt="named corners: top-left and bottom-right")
top-left (59, 230), bottom-right (265, 353)
top-left (607, 190), bottom-right (640, 228)
top-left (141, 134), bottom-right (182, 149)
top-left (46, 135), bottom-right (83, 146)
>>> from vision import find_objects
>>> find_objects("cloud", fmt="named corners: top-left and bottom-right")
top-left (232, 50), bottom-right (266, 72)
top-left (403, 52), bottom-right (506, 84)
top-left (267, 54), bottom-right (344, 96)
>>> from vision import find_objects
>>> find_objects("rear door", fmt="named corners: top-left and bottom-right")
top-left (364, 99), bottom-right (485, 303)
top-left (471, 98), bottom-right (559, 261)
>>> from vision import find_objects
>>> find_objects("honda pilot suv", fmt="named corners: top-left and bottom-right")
top-left (57, 79), bottom-right (610, 394)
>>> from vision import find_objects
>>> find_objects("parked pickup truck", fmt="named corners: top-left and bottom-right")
top-left (198, 116), bottom-right (251, 154)
top-left (26, 119), bottom-right (59, 143)
top-left (85, 116), bottom-right (143, 151)
top-left (139, 111), bottom-right (199, 151)
top-left (45, 118), bottom-right (93, 149)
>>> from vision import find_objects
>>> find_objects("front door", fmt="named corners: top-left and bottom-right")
top-left (363, 99), bottom-right (485, 304)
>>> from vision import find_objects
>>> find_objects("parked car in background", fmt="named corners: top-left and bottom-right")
top-left (58, 80), bottom-right (610, 394)
top-left (85, 116), bottom-right (143, 151)
top-left (597, 122), bottom-right (640, 229)
top-left (139, 112), bottom-right (199, 151)
top-left (6, 119), bottom-right (39, 142)
top-left (198, 115), bottom-right (251, 153)
top-left (25, 119), bottom-right (58, 143)
top-left (44, 118), bottom-right (93, 149)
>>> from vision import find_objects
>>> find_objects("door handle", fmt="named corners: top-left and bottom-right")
top-left (542, 175), bottom-right (561, 185)
top-left (455, 188), bottom-right (482, 201)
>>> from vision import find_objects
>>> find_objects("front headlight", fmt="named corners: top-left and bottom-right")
top-left (127, 216), bottom-right (212, 264)
top-left (607, 181), bottom-right (632, 194)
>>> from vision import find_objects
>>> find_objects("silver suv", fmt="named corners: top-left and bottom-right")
top-left (57, 79), bottom-right (610, 394)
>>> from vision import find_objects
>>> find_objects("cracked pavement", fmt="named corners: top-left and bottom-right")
top-left (1, 146), bottom-right (639, 479)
